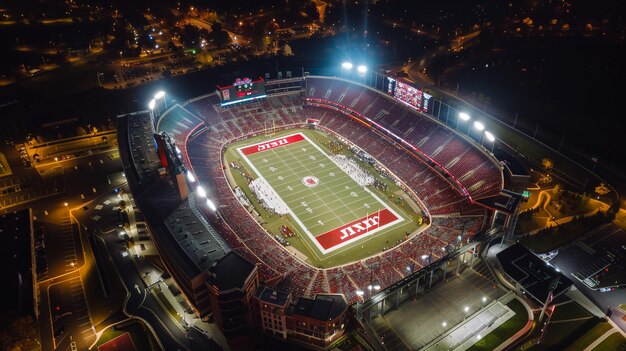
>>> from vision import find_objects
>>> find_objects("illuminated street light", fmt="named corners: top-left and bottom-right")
top-left (357, 65), bottom-right (367, 74)
top-left (63, 202), bottom-right (68, 207)
top-left (341, 62), bottom-right (353, 70)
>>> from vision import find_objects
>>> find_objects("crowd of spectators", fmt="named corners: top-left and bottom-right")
top-left (305, 77), bottom-right (503, 200)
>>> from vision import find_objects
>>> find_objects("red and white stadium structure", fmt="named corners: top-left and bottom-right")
top-left (155, 75), bottom-right (507, 307)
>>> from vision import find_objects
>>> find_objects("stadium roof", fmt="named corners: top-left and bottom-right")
top-left (164, 200), bottom-right (229, 272)
top-left (497, 243), bottom-right (572, 304)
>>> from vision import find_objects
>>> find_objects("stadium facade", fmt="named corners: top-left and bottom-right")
top-left (119, 74), bottom-right (517, 349)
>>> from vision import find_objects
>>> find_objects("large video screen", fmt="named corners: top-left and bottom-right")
top-left (218, 77), bottom-right (266, 106)
top-left (393, 80), bottom-right (422, 111)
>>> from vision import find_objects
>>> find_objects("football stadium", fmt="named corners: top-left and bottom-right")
top-left (156, 75), bottom-right (502, 302)
top-left (126, 73), bottom-right (521, 349)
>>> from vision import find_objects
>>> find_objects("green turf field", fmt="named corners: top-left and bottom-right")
top-left (224, 128), bottom-right (423, 268)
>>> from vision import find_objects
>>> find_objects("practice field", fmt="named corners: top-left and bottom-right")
top-left (225, 128), bottom-right (422, 268)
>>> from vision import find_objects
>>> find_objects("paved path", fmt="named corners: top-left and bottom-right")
top-left (583, 329), bottom-right (617, 351)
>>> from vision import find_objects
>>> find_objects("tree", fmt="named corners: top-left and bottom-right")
top-left (541, 158), bottom-right (553, 171)
top-left (595, 183), bottom-right (610, 197)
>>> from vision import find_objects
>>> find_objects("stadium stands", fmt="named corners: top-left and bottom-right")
top-left (305, 76), bottom-right (503, 200)
top-left (155, 76), bottom-right (502, 303)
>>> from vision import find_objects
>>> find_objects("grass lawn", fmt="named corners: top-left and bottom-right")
top-left (592, 332), bottom-right (626, 351)
top-left (224, 128), bottom-right (423, 268)
top-left (96, 321), bottom-right (156, 351)
top-left (467, 299), bottom-right (529, 351)
top-left (551, 302), bottom-right (592, 322)
top-left (564, 322), bottom-right (612, 351)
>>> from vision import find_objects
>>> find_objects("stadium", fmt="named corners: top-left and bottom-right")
top-left (155, 74), bottom-right (503, 302)
top-left (122, 73), bottom-right (523, 349)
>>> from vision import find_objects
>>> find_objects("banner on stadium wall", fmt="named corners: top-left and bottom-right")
top-left (306, 118), bottom-right (320, 125)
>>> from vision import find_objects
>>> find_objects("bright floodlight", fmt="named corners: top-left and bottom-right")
top-left (206, 199), bottom-right (216, 211)
top-left (148, 99), bottom-right (156, 110)
top-left (421, 254), bottom-right (429, 260)
top-left (356, 290), bottom-right (365, 296)
top-left (485, 131), bottom-right (495, 142)
top-left (482, 296), bottom-right (487, 303)
top-left (473, 121), bottom-right (485, 131)
top-left (186, 171), bottom-right (196, 183)
top-left (442, 322), bottom-right (447, 327)
top-left (196, 185), bottom-right (207, 198)
top-left (464, 306), bottom-right (470, 312)
top-left (154, 91), bottom-right (165, 99)
top-left (459, 112), bottom-right (470, 121)
top-left (357, 65), bottom-right (367, 74)
top-left (341, 62), bottom-right (353, 70)
top-left (64, 202), bottom-right (68, 207)
top-left (374, 284), bottom-right (381, 290)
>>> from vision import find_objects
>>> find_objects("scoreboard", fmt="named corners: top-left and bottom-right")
top-left (385, 77), bottom-right (432, 112)
top-left (218, 77), bottom-right (266, 106)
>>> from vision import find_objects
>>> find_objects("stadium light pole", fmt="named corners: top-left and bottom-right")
top-left (484, 131), bottom-right (495, 152)
top-left (154, 91), bottom-right (166, 109)
top-left (457, 112), bottom-right (470, 130)
top-left (473, 121), bottom-right (485, 142)
top-left (149, 98), bottom-right (156, 127)
top-left (341, 62), bottom-right (353, 79)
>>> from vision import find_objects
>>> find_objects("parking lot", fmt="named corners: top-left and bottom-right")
top-left (49, 274), bottom-right (96, 350)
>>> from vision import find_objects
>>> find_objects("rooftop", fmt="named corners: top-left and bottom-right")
top-left (497, 243), bottom-right (573, 303)
top-left (210, 251), bottom-right (256, 291)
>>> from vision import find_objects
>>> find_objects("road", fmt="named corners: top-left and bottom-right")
top-left (74, 187), bottom-right (222, 350)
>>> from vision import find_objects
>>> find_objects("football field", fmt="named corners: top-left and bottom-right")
top-left (229, 129), bottom-right (418, 265)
